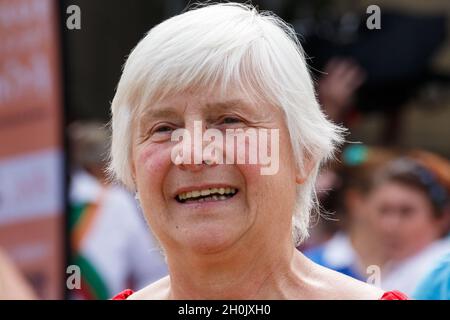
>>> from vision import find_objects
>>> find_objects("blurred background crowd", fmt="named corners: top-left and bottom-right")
top-left (0, 0), bottom-right (449, 299)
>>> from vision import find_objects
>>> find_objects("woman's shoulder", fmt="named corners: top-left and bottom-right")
top-left (304, 257), bottom-right (393, 300)
top-left (113, 259), bottom-right (408, 300)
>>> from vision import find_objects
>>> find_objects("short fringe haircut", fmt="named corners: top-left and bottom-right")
top-left (109, 2), bottom-right (346, 246)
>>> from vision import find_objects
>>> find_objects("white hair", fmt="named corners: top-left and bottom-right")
top-left (109, 2), bottom-right (345, 246)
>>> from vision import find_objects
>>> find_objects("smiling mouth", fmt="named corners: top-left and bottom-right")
top-left (175, 187), bottom-right (238, 203)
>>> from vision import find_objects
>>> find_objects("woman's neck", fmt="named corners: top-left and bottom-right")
top-left (164, 237), bottom-right (307, 299)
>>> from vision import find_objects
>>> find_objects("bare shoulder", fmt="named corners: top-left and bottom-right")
top-left (300, 254), bottom-right (385, 300)
top-left (127, 276), bottom-right (170, 300)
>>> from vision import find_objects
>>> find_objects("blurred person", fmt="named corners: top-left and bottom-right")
top-left (367, 155), bottom-right (450, 296)
top-left (317, 58), bottom-right (366, 124)
top-left (302, 167), bottom-right (342, 249)
top-left (305, 56), bottom-right (367, 249)
top-left (108, 3), bottom-right (406, 300)
top-left (69, 122), bottom-right (167, 299)
top-left (305, 145), bottom-right (398, 281)
top-left (308, 57), bottom-right (368, 249)
top-left (0, 248), bottom-right (37, 300)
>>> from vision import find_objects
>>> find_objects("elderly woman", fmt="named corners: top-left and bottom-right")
top-left (109, 3), bottom-right (406, 300)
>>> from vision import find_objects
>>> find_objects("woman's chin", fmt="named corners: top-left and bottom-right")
top-left (175, 225), bottom-right (244, 254)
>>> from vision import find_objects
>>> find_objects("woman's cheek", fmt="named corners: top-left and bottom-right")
top-left (136, 142), bottom-right (173, 187)
top-left (237, 163), bottom-right (275, 207)
top-left (237, 163), bottom-right (261, 183)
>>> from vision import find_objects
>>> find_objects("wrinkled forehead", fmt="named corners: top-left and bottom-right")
top-left (132, 77), bottom-right (280, 124)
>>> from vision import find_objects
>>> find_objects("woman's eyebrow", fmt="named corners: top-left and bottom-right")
top-left (139, 99), bottom-right (256, 123)
top-left (205, 99), bottom-right (255, 114)
top-left (139, 107), bottom-right (180, 123)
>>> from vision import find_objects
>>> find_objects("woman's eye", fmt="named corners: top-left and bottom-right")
top-left (153, 125), bottom-right (173, 133)
top-left (222, 116), bottom-right (241, 124)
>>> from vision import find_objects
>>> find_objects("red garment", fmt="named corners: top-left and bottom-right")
top-left (112, 289), bottom-right (134, 300)
top-left (112, 289), bottom-right (408, 300)
top-left (379, 290), bottom-right (409, 300)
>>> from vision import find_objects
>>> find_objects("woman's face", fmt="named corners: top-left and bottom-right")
top-left (367, 181), bottom-right (442, 261)
top-left (131, 88), bottom-right (299, 254)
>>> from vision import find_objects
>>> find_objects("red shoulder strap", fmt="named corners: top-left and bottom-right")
top-left (112, 289), bottom-right (134, 300)
top-left (380, 290), bottom-right (409, 300)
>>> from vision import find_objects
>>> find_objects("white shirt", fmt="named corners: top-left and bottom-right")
top-left (381, 238), bottom-right (450, 296)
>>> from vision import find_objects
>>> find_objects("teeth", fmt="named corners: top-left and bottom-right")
top-left (177, 187), bottom-right (237, 201)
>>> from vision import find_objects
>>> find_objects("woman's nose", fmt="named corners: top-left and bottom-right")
top-left (176, 120), bottom-right (220, 171)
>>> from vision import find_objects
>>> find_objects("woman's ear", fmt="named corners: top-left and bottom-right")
top-left (129, 127), bottom-right (139, 188)
top-left (129, 149), bottom-right (137, 187)
top-left (295, 158), bottom-right (315, 184)
top-left (131, 160), bottom-right (137, 187)
top-left (131, 166), bottom-right (136, 185)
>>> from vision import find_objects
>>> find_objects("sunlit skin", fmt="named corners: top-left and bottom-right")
top-left (128, 88), bottom-right (384, 299)
top-left (368, 181), bottom-right (444, 261)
